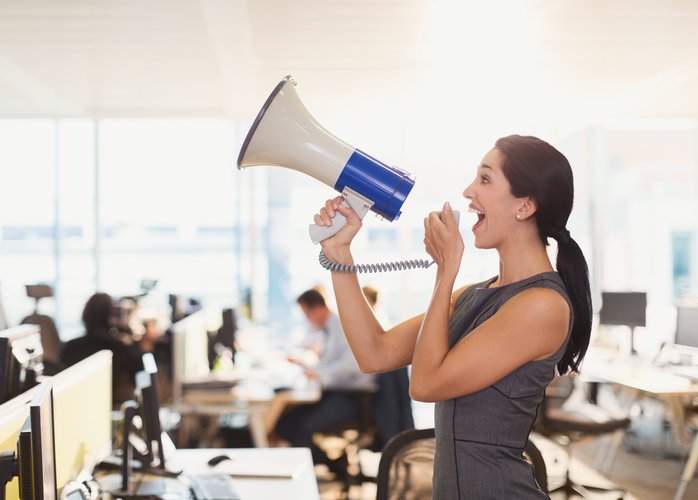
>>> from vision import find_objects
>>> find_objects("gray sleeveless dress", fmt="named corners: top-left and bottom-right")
top-left (433, 272), bottom-right (572, 499)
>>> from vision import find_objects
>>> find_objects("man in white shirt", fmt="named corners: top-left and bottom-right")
top-left (275, 288), bottom-right (375, 466)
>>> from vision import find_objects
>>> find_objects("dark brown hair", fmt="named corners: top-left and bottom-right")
top-left (495, 135), bottom-right (592, 374)
top-left (82, 292), bottom-right (114, 333)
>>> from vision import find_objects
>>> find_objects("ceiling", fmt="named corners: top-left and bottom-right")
top-left (1, 0), bottom-right (698, 127)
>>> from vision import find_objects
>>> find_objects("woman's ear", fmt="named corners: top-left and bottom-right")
top-left (516, 197), bottom-right (537, 220)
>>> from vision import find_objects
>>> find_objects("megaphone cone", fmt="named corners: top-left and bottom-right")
top-left (237, 75), bottom-right (415, 243)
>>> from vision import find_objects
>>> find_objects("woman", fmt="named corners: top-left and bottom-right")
top-left (61, 292), bottom-right (143, 405)
top-left (313, 135), bottom-right (592, 499)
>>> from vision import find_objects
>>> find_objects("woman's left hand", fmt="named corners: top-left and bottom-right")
top-left (424, 202), bottom-right (464, 274)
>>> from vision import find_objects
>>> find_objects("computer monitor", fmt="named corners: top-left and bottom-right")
top-left (18, 379), bottom-right (57, 500)
top-left (171, 310), bottom-right (210, 401)
top-left (209, 308), bottom-right (237, 368)
top-left (0, 384), bottom-right (39, 500)
top-left (0, 326), bottom-right (43, 404)
top-left (52, 351), bottom-right (113, 490)
top-left (599, 291), bottom-right (647, 355)
top-left (168, 294), bottom-right (202, 323)
top-left (675, 306), bottom-right (698, 349)
top-left (134, 353), bottom-right (165, 470)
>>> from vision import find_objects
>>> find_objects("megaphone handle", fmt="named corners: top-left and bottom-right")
top-left (308, 188), bottom-right (373, 244)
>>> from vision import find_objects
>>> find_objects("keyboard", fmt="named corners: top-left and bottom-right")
top-left (187, 473), bottom-right (241, 500)
top-left (662, 364), bottom-right (698, 381)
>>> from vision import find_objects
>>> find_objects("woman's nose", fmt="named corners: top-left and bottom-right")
top-left (463, 181), bottom-right (474, 199)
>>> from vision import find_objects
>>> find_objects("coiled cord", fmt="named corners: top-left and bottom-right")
top-left (319, 250), bottom-right (434, 273)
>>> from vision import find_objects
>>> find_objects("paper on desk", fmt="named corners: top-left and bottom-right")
top-left (213, 459), bottom-right (305, 478)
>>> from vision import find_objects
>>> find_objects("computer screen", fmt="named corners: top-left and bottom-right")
top-left (135, 353), bottom-right (165, 469)
top-left (171, 310), bottom-right (210, 401)
top-left (168, 294), bottom-right (202, 323)
top-left (0, 325), bottom-right (43, 404)
top-left (18, 379), bottom-right (57, 500)
top-left (208, 308), bottom-right (238, 368)
top-left (0, 384), bottom-right (38, 500)
top-left (52, 350), bottom-right (113, 490)
top-left (675, 306), bottom-right (698, 349)
top-left (599, 292), bottom-right (647, 328)
top-left (217, 308), bottom-right (238, 359)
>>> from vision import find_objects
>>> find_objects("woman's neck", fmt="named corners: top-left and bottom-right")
top-left (493, 240), bottom-right (554, 287)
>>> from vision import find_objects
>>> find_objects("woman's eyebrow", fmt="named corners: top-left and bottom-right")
top-left (479, 164), bottom-right (494, 171)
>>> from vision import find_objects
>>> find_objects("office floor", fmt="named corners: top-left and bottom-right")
top-left (317, 396), bottom-right (698, 500)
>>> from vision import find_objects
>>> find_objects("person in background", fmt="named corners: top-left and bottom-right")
top-left (313, 135), bottom-right (592, 498)
top-left (274, 288), bottom-right (375, 466)
top-left (61, 292), bottom-right (143, 406)
top-left (362, 285), bottom-right (392, 328)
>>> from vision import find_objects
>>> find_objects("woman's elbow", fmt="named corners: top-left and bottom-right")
top-left (356, 357), bottom-right (384, 374)
top-left (408, 380), bottom-right (434, 402)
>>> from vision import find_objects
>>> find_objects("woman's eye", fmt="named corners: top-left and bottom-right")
top-left (480, 175), bottom-right (489, 184)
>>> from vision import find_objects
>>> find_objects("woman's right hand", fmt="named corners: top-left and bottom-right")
top-left (315, 196), bottom-right (362, 257)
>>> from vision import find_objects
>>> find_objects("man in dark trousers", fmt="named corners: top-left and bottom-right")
top-left (275, 288), bottom-right (375, 466)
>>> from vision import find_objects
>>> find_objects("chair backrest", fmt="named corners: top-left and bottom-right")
top-left (375, 428), bottom-right (549, 499)
top-left (372, 367), bottom-right (414, 450)
top-left (523, 439), bottom-right (548, 494)
top-left (375, 427), bottom-right (435, 500)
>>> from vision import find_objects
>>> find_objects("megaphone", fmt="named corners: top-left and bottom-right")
top-left (237, 75), bottom-right (415, 244)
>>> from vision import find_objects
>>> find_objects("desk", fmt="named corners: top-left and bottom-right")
top-left (95, 447), bottom-right (320, 500)
top-left (170, 447), bottom-right (320, 500)
top-left (580, 349), bottom-right (698, 500)
top-left (170, 379), bottom-right (322, 448)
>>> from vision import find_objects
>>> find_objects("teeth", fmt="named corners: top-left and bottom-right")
top-left (468, 208), bottom-right (484, 215)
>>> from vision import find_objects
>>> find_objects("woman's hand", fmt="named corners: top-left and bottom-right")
top-left (424, 201), bottom-right (464, 275)
top-left (315, 197), bottom-right (363, 259)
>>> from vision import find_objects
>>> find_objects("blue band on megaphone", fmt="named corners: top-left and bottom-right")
top-left (335, 150), bottom-right (415, 221)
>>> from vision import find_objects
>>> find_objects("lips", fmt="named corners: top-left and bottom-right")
top-left (468, 206), bottom-right (485, 232)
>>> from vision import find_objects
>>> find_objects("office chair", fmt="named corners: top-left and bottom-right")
top-left (375, 427), bottom-right (435, 500)
top-left (374, 428), bottom-right (549, 500)
top-left (538, 376), bottom-right (631, 499)
top-left (21, 284), bottom-right (63, 374)
top-left (314, 367), bottom-right (415, 493)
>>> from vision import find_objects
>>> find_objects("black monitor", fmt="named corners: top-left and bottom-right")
top-left (210, 308), bottom-right (238, 368)
top-left (168, 294), bottom-right (202, 323)
top-left (18, 380), bottom-right (57, 500)
top-left (599, 291), bottom-right (647, 355)
top-left (134, 353), bottom-right (165, 470)
top-left (0, 325), bottom-right (43, 404)
top-left (675, 306), bottom-right (698, 349)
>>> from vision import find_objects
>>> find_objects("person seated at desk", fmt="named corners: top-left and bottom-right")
top-left (274, 288), bottom-right (375, 465)
top-left (61, 292), bottom-right (144, 406)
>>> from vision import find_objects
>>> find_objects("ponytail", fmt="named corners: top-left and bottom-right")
top-left (553, 232), bottom-right (592, 374)
top-left (494, 135), bottom-right (592, 375)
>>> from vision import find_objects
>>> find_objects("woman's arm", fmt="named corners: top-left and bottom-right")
top-left (317, 198), bottom-right (419, 372)
top-left (410, 286), bottom-right (570, 402)
top-left (317, 199), bottom-right (469, 373)
top-left (409, 202), bottom-right (570, 402)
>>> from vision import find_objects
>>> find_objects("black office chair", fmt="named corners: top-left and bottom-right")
top-left (375, 427), bottom-right (435, 500)
top-left (538, 376), bottom-right (630, 499)
top-left (21, 284), bottom-right (63, 374)
top-left (314, 367), bottom-right (415, 493)
top-left (375, 428), bottom-right (549, 500)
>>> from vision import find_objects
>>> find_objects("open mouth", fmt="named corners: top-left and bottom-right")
top-left (469, 207), bottom-right (485, 231)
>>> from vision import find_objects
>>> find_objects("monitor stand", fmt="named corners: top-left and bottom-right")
top-left (96, 401), bottom-right (183, 499)
top-left (0, 451), bottom-right (18, 500)
top-left (629, 326), bottom-right (638, 356)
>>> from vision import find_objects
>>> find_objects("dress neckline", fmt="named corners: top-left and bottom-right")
top-left (480, 271), bottom-right (560, 291)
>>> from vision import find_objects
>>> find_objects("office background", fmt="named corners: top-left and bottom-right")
top-left (0, 0), bottom-right (697, 352)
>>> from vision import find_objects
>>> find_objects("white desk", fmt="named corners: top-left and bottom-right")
top-left (171, 382), bottom-right (321, 448)
top-left (580, 349), bottom-right (698, 500)
top-left (95, 447), bottom-right (320, 500)
top-left (169, 447), bottom-right (320, 500)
